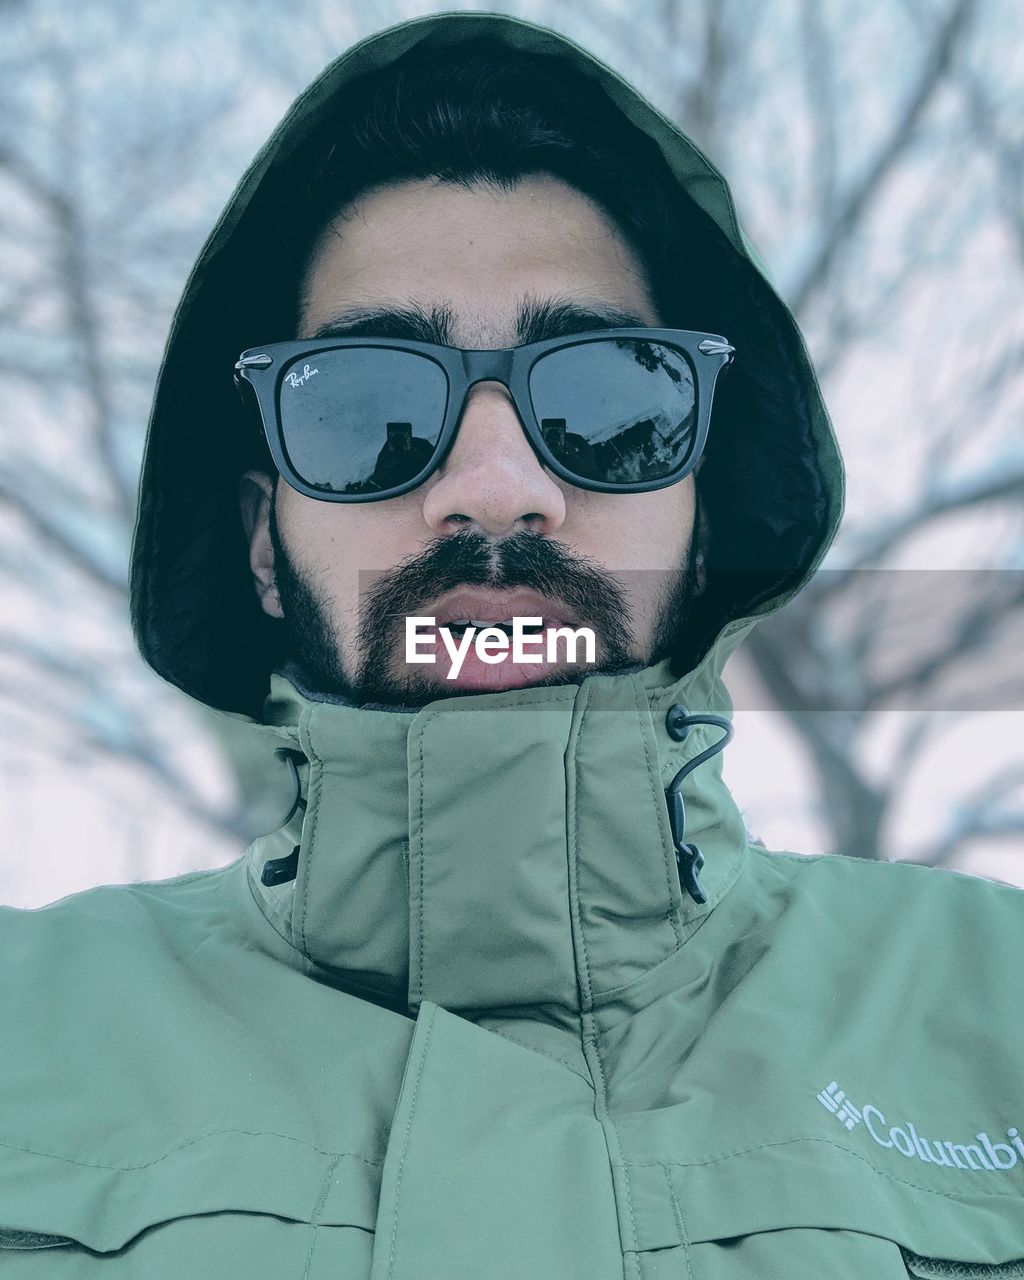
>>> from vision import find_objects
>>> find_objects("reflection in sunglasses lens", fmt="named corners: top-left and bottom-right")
top-left (532, 339), bottom-right (698, 483)
top-left (278, 348), bottom-right (448, 494)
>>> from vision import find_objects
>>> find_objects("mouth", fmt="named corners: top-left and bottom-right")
top-left (407, 588), bottom-right (592, 691)
top-left (431, 588), bottom-right (578, 631)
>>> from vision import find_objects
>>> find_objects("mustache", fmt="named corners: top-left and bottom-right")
top-left (355, 529), bottom-right (633, 657)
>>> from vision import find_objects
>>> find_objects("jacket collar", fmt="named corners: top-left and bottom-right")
top-left (245, 656), bottom-right (749, 1019)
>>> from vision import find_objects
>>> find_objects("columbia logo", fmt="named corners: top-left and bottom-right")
top-left (816, 1081), bottom-right (1023, 1175)
top-left (817, 1081), bottom-right (862, 1131)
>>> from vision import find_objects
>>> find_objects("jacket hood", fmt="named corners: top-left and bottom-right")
top-left (129, 11), bottom-right (843, 719)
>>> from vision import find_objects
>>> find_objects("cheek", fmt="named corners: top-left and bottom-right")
top-left (566, 484), bottom-right (695, 570)
top-left (639, 493), bottom-right (695, 568)
top-left (276, 494), bottom-right (425, 612)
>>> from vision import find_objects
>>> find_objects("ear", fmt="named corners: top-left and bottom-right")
top-left (239, 470), bottom-right (284, 619)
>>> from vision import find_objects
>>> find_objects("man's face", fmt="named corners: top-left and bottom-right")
top-left (240, 174), bottom-right (697, 705)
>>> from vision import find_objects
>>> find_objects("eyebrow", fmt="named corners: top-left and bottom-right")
top-left (307, 297), bottom-right (650, 345)
top-left (517, 298), bottom-right (650, 343)
top-left (309, 302), bottom-right (454, 343)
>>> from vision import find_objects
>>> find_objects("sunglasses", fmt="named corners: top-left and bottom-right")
top-left (233, 328), bottom-right (734, 502)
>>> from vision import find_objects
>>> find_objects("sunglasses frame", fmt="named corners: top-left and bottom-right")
top-left (233, 327), bottom-right (735, 503)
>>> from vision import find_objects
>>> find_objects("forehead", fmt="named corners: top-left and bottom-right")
top-left (299, 175), bottom-right (659, 345)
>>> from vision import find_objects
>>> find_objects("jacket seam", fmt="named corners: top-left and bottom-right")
top-left (664, 1164), bottom-right (694, 1279)
top-left (301, 1153), bottom-right (341, 1280)
top-left (569, 680), bottom-right (596, 1014)
top-left (415, 725), bottom-right (426, 1004)
top-left (296, 722), bottom-right (322, 957)
top-left (623, 1135), bottom-right (1024, 1203)
top-left (383, 1001), bottom-right (437, 1280)
top-left (571, 682), bottom-right (639, 1262)
top-left (481, 1025), bottom-right (595, 1086)
top-left (631, 678), bottom-right (683, 949)
top-left (585, 1011), bottom-right (638, 1258)
top-left (0, 1132), bottom-right (382, 1174)
top-left (244, 861), bottom-right (305, 957)
top-left (590, 908), bottom-right (718, 1027)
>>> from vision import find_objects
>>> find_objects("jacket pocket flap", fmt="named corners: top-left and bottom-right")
top-left (0, 1130), bottom-right (380, 1252)
top-left (662, 1138), bottom-right (1024, 1268)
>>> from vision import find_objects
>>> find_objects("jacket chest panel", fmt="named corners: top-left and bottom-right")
top-left (3, 991), bottom-right (1023, 1279)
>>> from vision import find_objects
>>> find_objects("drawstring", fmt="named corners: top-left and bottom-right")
top-left (260, 750), bottom-right (305, 887)
top-left (664, 705), bottom-right (734, 906)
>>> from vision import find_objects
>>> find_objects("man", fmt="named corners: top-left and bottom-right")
top-left (2, 12), bottom-right (1022, 1277)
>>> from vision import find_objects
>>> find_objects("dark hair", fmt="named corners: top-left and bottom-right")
top-left (282, 37), bottom-right (712, 334)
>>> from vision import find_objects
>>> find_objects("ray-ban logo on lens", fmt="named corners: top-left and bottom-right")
top-left (285, 364), bottom-right (319, 389)
top-left (405, 617), bottom-right (597, 680)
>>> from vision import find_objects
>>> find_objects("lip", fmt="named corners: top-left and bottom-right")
top-left (405, 587), bottom-right (589, 691)
top-left (428, 588), bottom-right (578, 630)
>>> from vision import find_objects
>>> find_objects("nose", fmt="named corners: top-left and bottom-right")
top-left (420, 381), bottom-right (567, 536)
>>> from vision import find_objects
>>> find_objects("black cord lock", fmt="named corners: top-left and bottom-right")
top-left (664, 704), bottom-right (734, 906)
top-left (261, 845), bottom-right (300, 887)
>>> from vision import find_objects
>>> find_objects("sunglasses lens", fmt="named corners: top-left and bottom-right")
top-left (529, 338), bottom-right (699, 485)
top-left (277, 348), bottom-right (448, 495)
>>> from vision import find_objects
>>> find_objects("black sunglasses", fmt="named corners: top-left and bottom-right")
top-left (233, 328), bottom-right (734, 502)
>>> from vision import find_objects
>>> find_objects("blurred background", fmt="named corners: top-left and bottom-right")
top-left (1, 0), bottom-right (1021, 907)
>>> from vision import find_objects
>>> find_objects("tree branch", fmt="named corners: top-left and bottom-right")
top-left (0, 477), bottom-right (127, 593)
top-left (790, 0), bottom-right (978, 316)
top-left (816, 464), bottom-right (1024, 597)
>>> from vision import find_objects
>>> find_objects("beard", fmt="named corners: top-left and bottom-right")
top-left (268, 499), bottom-right (700, 708)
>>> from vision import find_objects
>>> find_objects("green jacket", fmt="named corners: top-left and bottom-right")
top-left (3, 12), bottom-right (1022, 1278)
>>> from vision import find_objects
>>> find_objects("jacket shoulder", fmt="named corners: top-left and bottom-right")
top-left (752, 843), bottom-right (1023, 913)
top-left (741, 845), bottom-right (1023, 1022)
top-left (2, 859), bottom-right (241, 934)
top-left (1, 861), bottom-right (248, 1018)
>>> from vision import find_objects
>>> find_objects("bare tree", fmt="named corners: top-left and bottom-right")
top-left (679, 0), bottom-right (1024, 863)
top-left (0, 6), bottom-right (283, 880)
